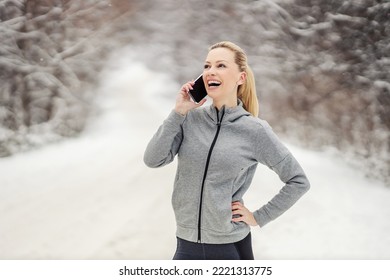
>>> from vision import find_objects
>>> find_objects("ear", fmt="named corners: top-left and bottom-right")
top-left (237, 72), bottom-right (247, 86)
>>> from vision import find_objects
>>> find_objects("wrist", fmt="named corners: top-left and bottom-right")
top-left (251, 212), bottom-right (259, 227)
top-left (174, 107), bottom-right (187, 116)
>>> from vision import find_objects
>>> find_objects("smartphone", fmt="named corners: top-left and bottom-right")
top-left (188, 74), bottom-right (207, 103)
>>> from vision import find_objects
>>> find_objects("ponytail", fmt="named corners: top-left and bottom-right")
top-left (209, 41), bottom-right (259, 117)
top-left (238, 65), bottom-right (259, 117)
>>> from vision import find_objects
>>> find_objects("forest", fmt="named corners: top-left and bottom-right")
top-left (0, 0), bottom-right (389, 183)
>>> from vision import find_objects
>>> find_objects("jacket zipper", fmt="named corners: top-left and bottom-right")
top-left (197, 107), bottom-right (225, 243)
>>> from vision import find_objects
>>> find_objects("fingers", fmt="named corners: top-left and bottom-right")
top-left (195, 98), bottom-right (207, 107)
top-left (231, 208), bottom-right (244, 221)
top-left (231, 203), bottom-right (243, 218)
top-left (180, 81), bottom-right (194, 94)
top-left (232, 214), bottom-right (243, 223)
top-left (231, 201), bottom-right (243, 210)
top-left (231, 201), bottom-right (244, 220)
top-left (232, 215), bottom-right (245, 223)
top-left (175, 81), bottom-right (205, 115)
top-left (231, 201), bottom-right (258, 226)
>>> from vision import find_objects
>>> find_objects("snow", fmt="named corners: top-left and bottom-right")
top-left (1, 52), bottom-right (389, 260)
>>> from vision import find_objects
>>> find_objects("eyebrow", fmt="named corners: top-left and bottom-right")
top-left (204, 60), bottom-right (230, 64)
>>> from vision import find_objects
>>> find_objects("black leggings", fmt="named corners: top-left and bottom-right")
top-left (173, 232), bottom-right (254, 260)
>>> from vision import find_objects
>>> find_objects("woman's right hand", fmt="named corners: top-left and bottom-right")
top-left (174, 81), bottom-right (207, 116)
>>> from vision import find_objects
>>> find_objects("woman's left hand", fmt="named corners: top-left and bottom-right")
top-left (231, 201), bottom-right (258, 226)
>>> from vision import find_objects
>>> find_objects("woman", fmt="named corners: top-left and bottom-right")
top-left (144, 41), bottom-right (310, 260)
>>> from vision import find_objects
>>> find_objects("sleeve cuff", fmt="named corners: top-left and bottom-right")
top-left (253, 208), bottom-right (271, 228)
top-left (167, 110), bottom-right (187, 125)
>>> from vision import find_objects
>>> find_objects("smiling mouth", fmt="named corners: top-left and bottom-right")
top-left (208, 80), bottom-right (221, 88)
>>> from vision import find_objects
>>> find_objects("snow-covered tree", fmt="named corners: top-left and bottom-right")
top-left (275, 0), bottom-right (390, 182)
top-left (0, 0), bottom-right (132, 155)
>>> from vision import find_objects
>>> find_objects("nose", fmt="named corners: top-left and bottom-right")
top-left (204, 65), bottom-right (216, 76)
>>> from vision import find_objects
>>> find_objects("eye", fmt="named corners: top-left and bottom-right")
top-left (204, 64), bottom-right (210, 69)
top-left (217, 63), bottom-right (226, 68)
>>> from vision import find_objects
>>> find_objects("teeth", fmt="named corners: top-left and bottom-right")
top-left (208, 80), bottom-right (221, 86)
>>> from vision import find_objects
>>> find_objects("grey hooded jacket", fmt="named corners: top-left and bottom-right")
top-left (144, 101), bottom-right (310, 244)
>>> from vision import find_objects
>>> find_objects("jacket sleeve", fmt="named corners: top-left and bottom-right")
top-left (252, 120), bottom-right (310, 227)
top-left (143, 110), bottom-right (186, 168)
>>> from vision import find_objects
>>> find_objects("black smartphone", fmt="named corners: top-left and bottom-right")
top-left (188, 74), bottom-right (207, 103)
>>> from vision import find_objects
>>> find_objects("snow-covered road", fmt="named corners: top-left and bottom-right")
top-left (1, 60), bottom-right (389, 259)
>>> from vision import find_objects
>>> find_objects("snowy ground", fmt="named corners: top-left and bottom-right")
top-left (1, 54), bottom-right (389, 260)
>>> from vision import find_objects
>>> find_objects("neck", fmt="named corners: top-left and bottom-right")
top-left (213, 97), bottom-right (237, 111)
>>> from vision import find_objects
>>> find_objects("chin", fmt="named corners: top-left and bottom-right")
top-left (206, 90), bottom-right (220, 100)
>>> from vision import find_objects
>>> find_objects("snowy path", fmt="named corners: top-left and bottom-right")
top-left (1, 62), bottom-right (389, 259)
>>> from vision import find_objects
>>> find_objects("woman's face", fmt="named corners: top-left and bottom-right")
top-left (203, 47), bottom-right (246, 103)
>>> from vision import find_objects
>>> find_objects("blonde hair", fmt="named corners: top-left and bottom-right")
top-left (209, 41), bottom-right (259, 117)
